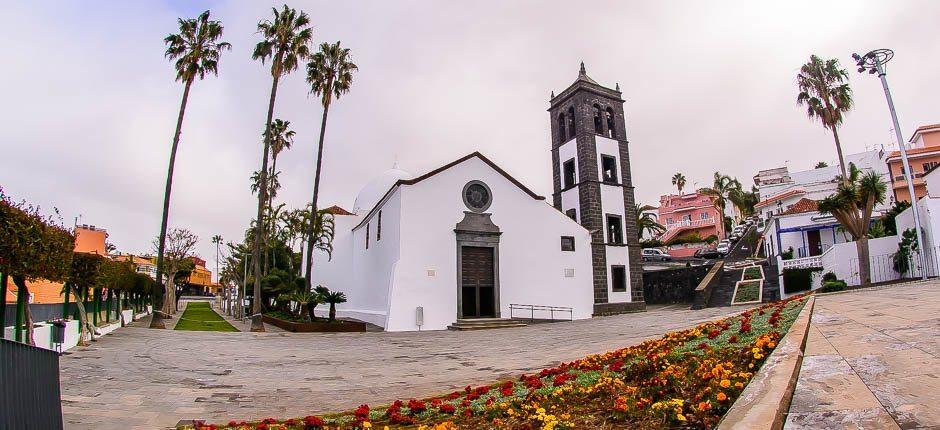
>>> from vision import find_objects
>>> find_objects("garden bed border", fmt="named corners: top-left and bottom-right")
top-left (731, 279), bottom-right (764, 305)
top-left (261, 314), bottom-right (367, 333)
top-left (717, 295), bottom-right (815, 430)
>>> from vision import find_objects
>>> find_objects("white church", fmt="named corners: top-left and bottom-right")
top-left (312, 65), bottom-right (646, 331)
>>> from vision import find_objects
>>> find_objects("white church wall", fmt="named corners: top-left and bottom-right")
top-left (558, 140), bottom-right (580, 219)
top-left (388, 156), bottom-right (594, 331)
top-left (605, 246), bottom-right (632, 303)
top-left (347, 191), bottom-right (403, 328)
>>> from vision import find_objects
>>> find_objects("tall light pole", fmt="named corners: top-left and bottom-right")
top-left (853, 49), bottom-right (927, 280)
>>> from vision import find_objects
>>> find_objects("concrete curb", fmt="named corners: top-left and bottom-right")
top-left (717, 295), bottom-right (815, 430)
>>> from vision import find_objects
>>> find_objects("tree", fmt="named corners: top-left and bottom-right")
top-left (211, 234), bottom-right (223, 284)
top-left (289, 290), bottom-right (319, 321)
top-left (66, 252), bottom-right (105, 345)
top-left (0, 189), bottom-right (74, 344)
top-left (152, 228), bottom-right (198, 316)
top-left (797, 55), bottom-right (854, 185)
top-left (152, 10), bottom-right (230, 329)
top-left (250, 5), bottom-right (312, 332)
top-left (881, 200), bottom-right (911, 236)
top-left (635, 204), bottom-right (665, 240)
top-left (303, 41), bottom-right (358, 290)
top-left (817, 165), bottom-right (887, 285)
top-left (815, 161), bottom-right (829, 169)
top-left (728, 186), bottom-right (759, 218)
top-left (698, 172), bottom-right (741, 237)
top-left (671, 172), bottom-right (686, 195)
top-left (321, 289), bottom-right (347, 322)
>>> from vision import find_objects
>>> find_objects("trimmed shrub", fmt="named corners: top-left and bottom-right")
top-left (819, 280), bottom-right (847, 293)
top-left (822, 272), bottom-right (838, 283)
top-left (783, 267), bottom-right (821, 294)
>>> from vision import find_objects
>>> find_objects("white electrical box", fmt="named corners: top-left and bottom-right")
top-left (416, 306), bottom-right (424, 329)
top-left (564, 268), bottom-right (575, 278)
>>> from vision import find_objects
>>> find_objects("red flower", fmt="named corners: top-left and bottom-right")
top-left (407, 399), bottom-right (427, 414)
top-left (728, 335), bottom-right (738, 344)
top-left (439, 404), bottom-right (456, 414)
top-left (708, 329), bottom-right (721, 339)
top-left (354, 404), bottom-right (370, 422)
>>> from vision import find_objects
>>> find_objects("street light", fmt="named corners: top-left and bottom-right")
top-left (853, 49), bottom-right (927, 280)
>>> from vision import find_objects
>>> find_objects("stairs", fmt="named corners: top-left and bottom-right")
top-left (709, 268), bottom-right (740, 307)
top-left (447, 318), bottom-right (527, 331)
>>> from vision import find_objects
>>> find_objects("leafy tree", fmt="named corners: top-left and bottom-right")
top-left (893, 228), bottom-right (919, 276)
top-left (635, 204), bottom-right (665, 240)
top-left (152, 228), bottom-right (198, 316)
top-left (797, 55), bottom-right (854, 184)
top-left (728, 186), bottom-right (759, 218)
top-left (289, 290), bottom-right (319, 321)
top-left (153, 10), bottom-right (230, 329)
top-left (65, 252), bottom-right (105, 344)
top-left (0, 189), bottom-right (74, 344)
top-left (698, 172), bottom-right (741, 237)
top-left (250, 5), bottom-right (312, 332)
top-left (321, 289), bottom-right (347, 322)
top-left (303, 41), bottom-right (358, 290)
top-left (815, 161), bottom-right (829, 169)
top-left (671, 172), bottom-right (686, 195)
top-left (881, 200), bottom-right (911, 236)
top-left (817, 164), bottom-right (887, 285)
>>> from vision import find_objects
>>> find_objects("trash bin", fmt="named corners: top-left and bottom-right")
top-left (51, 319), bottom-right (66, 345)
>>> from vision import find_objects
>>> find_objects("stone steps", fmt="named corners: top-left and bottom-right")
top-left (447, 318), bottom-right (528, 331)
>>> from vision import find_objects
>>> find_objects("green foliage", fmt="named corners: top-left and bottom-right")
top-left (671, 172), bottom-right (686, 194)
top-left (822, 272), bottom-right (838, 283)
top-left (164, 10), bottom-right (231, 83)
top-left (666, 233), bottom-right (703, 246)
top-left (868, 220), bottom-right (887, 239)
top-left (173, 301), bottom-right (237, 332)
top-left (635, 204), bottom-right (665, 240)
top-left (783, 267), bottom-right (822, 294)
top-left (732, 281), bottom-right (762, 304)
top-left (703, 234), bottom-right (719, 244)
top-left (819, 280), bottom-right (847, 293)
top-left (796, 55), bottom-right (853, 132)
top-left (815, 161), bottom-right (828, 168)
top-left (881, 200), bottom-right (911, 236)
top-left (781, 247), bottom-right (794, 260)
top-left (893, 228), bottom-right (919, 276)
top-left (742, 266), bottom-right (763, 280)
top-left (0, 189), bottom-right (74, 282)
top-left (640, 238), bottom-right (663, 248)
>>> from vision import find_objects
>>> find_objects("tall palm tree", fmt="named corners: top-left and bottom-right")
top-left (211, 234), bottom-right (222, 284)
top-left (671, 172), bottom-right (686, 195)
top-left (699, 172), bottom-right (741, 238)
top-left (249, 5), bottom-right (312, 332)
top-left (303, 41), bottom-right (358, 289)
top-left (635, 204), bottom-right (665, 240)
top-left (817, 165), bottom-right (886, 284)
top-left (152, 10), bottom-right (230, 329)
top-left (268, 118), bottom-right (295, 182)
top-left (797, 55), bottom-right (854, 185)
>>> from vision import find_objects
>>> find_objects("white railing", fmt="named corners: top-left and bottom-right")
top-left (781, 255), bottom-right (823, 269)
top-left (664, 218), bottom-right (716, 232)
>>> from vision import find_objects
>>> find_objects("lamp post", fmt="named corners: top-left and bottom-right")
top-left (853, 49), bottom-right (927, 280)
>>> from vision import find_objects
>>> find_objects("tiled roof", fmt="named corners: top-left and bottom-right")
top-left (886, 145), bottom-right (940, 160)
top-left (754, 189), bottom-right (806, 209)
top-left (909, 123), bottom-right (940, 142)
top-left (323, 205), bottom-right (354, 216)
top-left (780, 198), bottom-right (819, 216)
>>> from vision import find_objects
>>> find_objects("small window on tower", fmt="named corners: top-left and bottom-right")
top-left (557, 113), bottom-right (567, 141)
top-left (561, 236), bottom-right (575, 252)
top-left (563, 159), bottom-right (576, 189)
top-left (601, 155), bottom-right (618, 183)
top-left (611, 265), bottom-right (627, 292)
top-left (606, 107), bottom-right (617, 138)
top-left (567, 106), bottom-right (576, 136)
top-left (377, 211), bottom-right (382, 241)
top-left (606, 214), bottom-right (623, 245)
top-left (593, 104), bottom-right (603, 134)
top-left (365, 223), bottom-right (370, 249)
top-left (566, 208), bottom-right (577, 222)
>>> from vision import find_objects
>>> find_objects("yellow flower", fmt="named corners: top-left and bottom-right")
top-left (735, 382), bottom-right (744, 389)
top-left (677, 413), bottom-right (687, 421)
top-left (720, 379), bottom-right (730, 388)
top-left (362, 423), bottom-right (372, 429)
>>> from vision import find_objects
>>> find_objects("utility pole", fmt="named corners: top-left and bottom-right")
top-left (853, 49), bottom-right (927, 280)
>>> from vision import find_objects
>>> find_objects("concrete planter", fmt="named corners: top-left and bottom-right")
top-left (261, 314), bottom-right (366, 333)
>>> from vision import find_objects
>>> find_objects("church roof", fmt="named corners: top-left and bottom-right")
top-left (323, 205), bottom-right (354, 216)
top-left (353, 152), bottom-right (546, 230)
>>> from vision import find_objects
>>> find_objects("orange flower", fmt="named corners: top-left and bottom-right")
top-left (717, 392), bottom-right (728, 402)
top-left (719, 379), bottom-right (730, 388)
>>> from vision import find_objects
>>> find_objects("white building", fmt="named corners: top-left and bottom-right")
top-left (312, 66), bottom-right (645, 331)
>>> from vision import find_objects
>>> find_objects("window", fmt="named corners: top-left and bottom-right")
top-left (563, 159), bottom-right (576, 188)
top-left (601, 155), bottom-right (618, 183)
top-left (924, 161), bottom-right (939, 173)
top-left (593, 104), bottom-right (603, 134)
top-left (605, 107), bottom-right (617, 138)
top-left (561, 236), bottom-right (575, 251)
top-left (567, 106), bottom-right (576, 136)
top-left (700, 212), bottom-right (708, 220)
top-left (565, 208), bottom-right (577, 222)
top-left (365, 223), bottom-right (370, 249)
top-left (606, 214), bottom-right (623, 245)
top-left (557, 113), bottom-right (567, 141)
top-left (611, 265), bottom-right (627, 292)
top-left (377, 211), bottom-right (382, 241)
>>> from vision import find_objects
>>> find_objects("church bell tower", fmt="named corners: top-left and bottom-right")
top-left (549, 63), bottom-right (645, 314)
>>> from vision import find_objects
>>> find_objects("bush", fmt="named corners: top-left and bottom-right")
top-left (783, 267), bottom-right (821, 294)
top-left (640, 238), bottom-right (663, 248)
top-left (819, 280), bottom-right (846, 293)
top-left (703, 234), bottom-right (719, 244)
top-left (781, 247), bottom-right (794, 260)
top-left (822, 272), bottom-right (838, 283)
top-left (666, 233), bottom-right (703, 246)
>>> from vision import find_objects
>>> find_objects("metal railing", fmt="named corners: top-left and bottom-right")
top-left (848, 246), bottom-right (940, 285)
top-left (781, 255), bottom-right (823, 270)
top-left (0, 338), bottom-right (63, 429)
top-left (509, 304), bottom-right (573, 322)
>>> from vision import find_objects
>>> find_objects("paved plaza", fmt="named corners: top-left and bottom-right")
top-left (786, 282), bottom-right (940, 429)
top-left (59, 304), bottom-right (740, 429)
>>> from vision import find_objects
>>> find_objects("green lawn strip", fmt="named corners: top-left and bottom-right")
top-left (732, 280), bottom-right (762, 304)
top-left (742, 266), bottom-right (763, 281)
top-left (174, 301), bottom-right (238, 332)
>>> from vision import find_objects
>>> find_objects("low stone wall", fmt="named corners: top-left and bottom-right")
top-left (691, 261), bottom-right (723, 309)
top-left (717, 296), bottom-right (815, 429)
top-left (261, 315), bottom-right (367, 332)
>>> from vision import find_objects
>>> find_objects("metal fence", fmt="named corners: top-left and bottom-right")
top-left (643, 263), bottom-right (715, 304)
top-left (848, 246), bottom-right (940, 285)
top-left (0, 338), bottom-right (63, 430)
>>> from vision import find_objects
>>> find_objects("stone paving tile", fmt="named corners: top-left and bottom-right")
top-left (785, 281), bottom-right (940, 430)
top-left (60, 303), bottom-right (744, 429)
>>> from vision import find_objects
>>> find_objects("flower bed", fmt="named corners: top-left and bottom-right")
top-left (742, 266), bottom-right (763, 281)
top-left (732, 280), bottom-right (763, 305)
top-left (182, 296), bottom-right (806, 430)
top-left (261, 314), bottom-right (366, 333)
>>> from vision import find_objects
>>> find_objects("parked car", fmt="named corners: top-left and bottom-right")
top-left (642, 248), bottom-right (672, 262)
top-left (694, 247), bottom-right (722, 259)
top-left (717, 240), bottom-right (732, 255)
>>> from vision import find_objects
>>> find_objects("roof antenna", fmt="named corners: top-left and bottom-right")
top-left (615, 82), bottom-right (620, 91)
top-left (550, 90), bottom-right (555, 99)
top-left (579, 61), bottom-right (586, 75)
top-left (392, 154), bottom-right (399, 170)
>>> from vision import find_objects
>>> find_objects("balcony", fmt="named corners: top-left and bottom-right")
top-left (660, 218), bottom-right (717, 242)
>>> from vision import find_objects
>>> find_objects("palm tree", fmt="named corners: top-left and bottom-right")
top-left (817, 165), bottom-right (887, 285)
top-left (797, 55), bottom-right (854, 185)
top-left (211, 234), bottom-right (222, 285)
top-left (249, 5), bottom-right (312, 332)
top-left (152, 11), bottom-right (230, 329)
top-left (321, 289), bottom-right (347, 322)
top-left (728, 186), bottom-right (759, 219)
top-left (671, 172), bottom-right (686, 195)
top-left (289, 290), bottom-right (318, 321)
top-left (699, 172), bottom-right (741, 238)
top-left (268, 119), bottom-right (295, 183)
top-left (303, 41), bottom-right (358, 290)
top-left (635, 204), bottom-right (665, 240)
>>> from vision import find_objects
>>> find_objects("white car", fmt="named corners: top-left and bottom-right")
top-left (642, 248), bottom-right (672, 262)
top-left (717, 240), bottom-right (731, 255)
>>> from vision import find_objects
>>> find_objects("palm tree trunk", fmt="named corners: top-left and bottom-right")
top-left (251, 73), bottom-right (282, 332)
top-left (151, 78), bottom-right (193, 329)
top-left (831, 126), bottom-right (849, 186)
top-left (304, 101), bottom-right (332, 290)
top-left (856, 236), bottom-right (871, 284)
top-left (329, 302), bottom-right (336, 322)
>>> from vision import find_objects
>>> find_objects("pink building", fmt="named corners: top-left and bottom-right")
top-left (657, 193), bottom-right (724, 255)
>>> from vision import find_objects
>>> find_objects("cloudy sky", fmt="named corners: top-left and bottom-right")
top-left (1, 1), bottom-right (938, 271)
